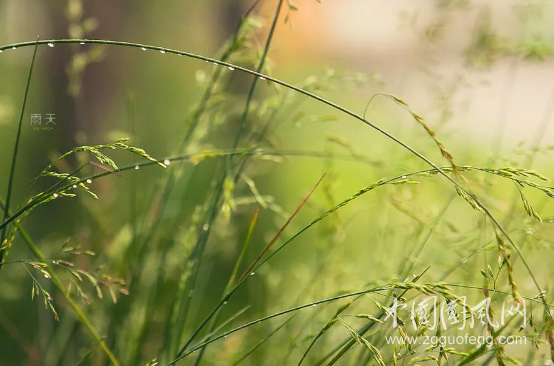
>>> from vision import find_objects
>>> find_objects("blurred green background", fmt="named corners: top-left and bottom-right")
top-left (1, 1), bottom-right (554, 365)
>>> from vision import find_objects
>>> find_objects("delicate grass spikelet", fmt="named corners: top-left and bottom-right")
top-left (515, 184), bottom-right (542, 222)
top-left (338, 317), bottom-right (386, 366)
top-left (49, 258), bottom-right (128, 304)
top-left (364, 93), bottom-right (458, 173)
top-left (298, 301), bottom-right (354, 365)
top-left (42, 138), bottom-right (167, 174)
top-left (0, 231), bottom-right (16, 264)
top-left (545, 313), bottom-right (554, 363)
top-left (25, 266), bottom-right (59, 321)
top-left (407, 355), bottom-right (439, 364)
top-left (145, 358), bottom-right (159, 366)
top-left (242, 175), bottom-right (268, 209)
top-left (482, 285), bottom-right (506, 366)
top-left (112, 138), bottom-right (168, 168)
top-left (455, 186), bottom-right (484, 212)
top-left (222, 176), bottom-right (236, 221)
top-left (443, 348), bottom-right (470, 358)
top-left (326, 134), bottom-right (366, 160)
top-left (40, 172), bottom-right (98, 199)
top-left (187, 150), bottom-right (223, 166)
top-left (354, 314), bottom-right (383, 323)
top-left (495, 230), bottom-right (521, 304)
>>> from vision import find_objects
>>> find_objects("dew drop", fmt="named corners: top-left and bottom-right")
top-left (212, 62), bottom-right (217, 66)
top-left (86, 179), bottom-right (93, 184)
top-left (223, 301), bottom-right (228, 305)
top-left (141, 47), bottom-right (147, 51)
top-left (135, 165), bottom-right (140, 170)
top-left (259, 76), bottom-right (266, 81)
top-left (47, 42), bottom-right (54, 48)
top-left (228, 66), bottom-right (235, 71)
top-left (203, 224), bottom-right (209, 231)
top-left (73, 184), bottom-right (78, 189)
top-left (401, 175), bottom-right (407, 179)
top-left (0, 50), bottom-right (3, 53)
top-left (160, 50), bottom-right (166, 54)
top-left (163, 159), bottom-right (171, 166)
top-left (53, 193), bottom-right (59, 198)
top-left (250, 272), bottom-right (255, 276)
top-left (52, 260), bottom-right (59, 265)
top-left (312, 304), bottom-right (317, 307)
top-left (12, 47), bottom-right (16, 50)
top-left (493, 170), bottom-right (499, 174)
top-left (79, 42), bottom-right (85, 45)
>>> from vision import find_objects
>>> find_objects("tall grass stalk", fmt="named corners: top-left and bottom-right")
top-left (0, 40), bottom-right (39, 267)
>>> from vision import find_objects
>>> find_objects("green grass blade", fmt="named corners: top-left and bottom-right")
top-left (189, 209), bottom-right (261, 365)
top-left (230, 316), bottom-right (296, 366)
top-left (175, 174), bottom-right (324, 360)
top-left (231, 0), bottom-right (284, 150)
top-left (1, 39), bottom-right (39, 267)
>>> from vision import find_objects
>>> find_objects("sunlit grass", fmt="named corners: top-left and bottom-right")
top-left (1, 2), bottom-right (554, 366)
